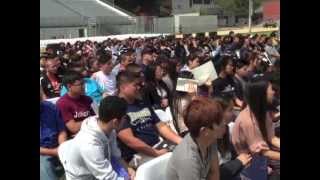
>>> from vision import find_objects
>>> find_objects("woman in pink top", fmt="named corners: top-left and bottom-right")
top-left (231, 75), bottom-right (280, 161)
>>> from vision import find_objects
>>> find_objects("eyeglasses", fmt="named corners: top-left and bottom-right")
top-left (72, 81), bottom-right (85, 86)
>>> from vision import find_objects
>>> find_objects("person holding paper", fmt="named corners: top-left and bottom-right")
top-left (179, 50), bottom-right (201, 72)
top-left (171, 71), bottom-right (197, 137)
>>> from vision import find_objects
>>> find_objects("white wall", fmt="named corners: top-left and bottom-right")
top-left (40, 27), bottom-right (84, 40)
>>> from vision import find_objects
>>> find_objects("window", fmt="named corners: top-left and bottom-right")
top-left (204, 0), bottom-right (212, 4)
top-left (193, 0), bottom-right (202, 4)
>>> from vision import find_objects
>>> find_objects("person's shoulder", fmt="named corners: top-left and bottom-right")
top-left (80, 95), bottom-right (93, 103)
top-left (92, 71), bottom-right (102, 78)
top-left (56, 94), bottom-right (67, 102)
top-left (41, 101), bottom-right (56, 111)
top-left (236, 108), bottom-right (253, 125)
top-left (56, 94), bottom-right (71, 106)
top-left (171, 142), bottom-right (200, 168)
top-left (212, 77), bottom-right (223, 84)
top-left (127, 99), bottom-right (143, 108)
top-left (85, 78), bottom-right (98, 85)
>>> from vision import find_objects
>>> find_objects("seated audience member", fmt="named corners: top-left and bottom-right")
top-left (58, 96), bottom-right (135, 180)
top-left (60, 63), bottom-right (103, 105)
top-left (233, 59), bottom-right (250, 107)
top-left (56, 71), bottom-right (95, 137)
top-left (126, 63), bottom-right (144, 79)
top-left (166, 97), bottom-right (225, 180)
top-left (171, 71), bottom-right (197, 137)
top-left (214, 97), bottom-right (252, 180)
top-left (40, 88), bottom-right (67, 180)
top-left (211, 56), bottom-right (237, 103)
top-left (179, 50), bottom-right (201, 72)
top-left (116, 71), bottom-right (182, 168)
top-left (245, 52), bottom-right (259, 79)
top-left (264, 37), bottom-right (280, 64)
top-left (142, 62), bottom-right (171, 110)
top-left (140, 47), bottom-right (155, 74)
top-left (112, 48), bottom-right (136, 75)
top-left (40, 54), bottom-right (62, 98)
top-left (91, 53), bottom-right (117, 96)
top-left (231, 75), bottom-right (280, 178)
top-left (159, 58), bottom-right (175, 92)
top-left (87, 57), bottom-right (100, 77)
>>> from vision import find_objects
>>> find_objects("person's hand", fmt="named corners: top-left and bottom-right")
top-left (237, 153), bottom-right (252, 167)
top-left (204, 77), bottom-right (212, 87)
top-left (187, 83), bottom-right (197, 94)
top-left (156, 148), bottom-right (168, 156)
top-left (127, 167), bottom-right (136, 180)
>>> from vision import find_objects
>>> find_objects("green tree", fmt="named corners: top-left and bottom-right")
top-left (215, 0), bottom-right (263, 16)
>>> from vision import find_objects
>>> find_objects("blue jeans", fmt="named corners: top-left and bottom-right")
top-left (40, 155), bottom-right (61, 180)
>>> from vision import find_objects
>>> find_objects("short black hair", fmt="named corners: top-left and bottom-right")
top-left (62, 70), bottom-right (83, 87)
top-left (126, 63), bottom-right (143, 77)
top-left (235, 59), bottom-right (249, 69)
top-left (98, 96), bottom-right (127, 123)
top-left (142, 47), bottom-right (154, 56)
top-left (217, 56), bottom-right (234, 74)
top-left (116, 71), bottom-right (141, 89)
top-left (98, 53), bottom-right (112, 65)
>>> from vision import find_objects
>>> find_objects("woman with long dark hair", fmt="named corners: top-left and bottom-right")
top-left (142, 61), bottom-right (171, 110)
top-left (170, 71), bottom-right (197, 137)
top-left (231, 75), bottom-right (280, 177)
top-left (215, 97), bottom-right (252, 180)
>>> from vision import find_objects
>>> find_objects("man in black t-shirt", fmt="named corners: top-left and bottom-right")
top-left (116, 71), bottom-right (182, 168)
top-left (212, 56), bottom-right (236, 99)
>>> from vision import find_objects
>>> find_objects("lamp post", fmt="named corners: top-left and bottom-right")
top-left (248, 0), bottom-right (253, 34)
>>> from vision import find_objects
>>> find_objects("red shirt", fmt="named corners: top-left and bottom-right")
top-left (56, 94), bottom-right (95, 124)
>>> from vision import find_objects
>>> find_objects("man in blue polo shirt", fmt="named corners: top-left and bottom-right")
top-left (40, 88), bottom-right (67, 180)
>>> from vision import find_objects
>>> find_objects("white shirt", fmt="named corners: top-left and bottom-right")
top-left (91, 71), bottom-right (117, 96)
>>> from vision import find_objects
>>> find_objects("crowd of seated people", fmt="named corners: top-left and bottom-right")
top-left (40, 31), bottom-right (280, 180)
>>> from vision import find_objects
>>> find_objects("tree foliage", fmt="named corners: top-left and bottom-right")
top-left (215, 0), bottom-right (264, 16)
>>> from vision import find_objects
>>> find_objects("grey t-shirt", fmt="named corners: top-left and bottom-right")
top-left (166, 133), bottom-right (218, 180)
